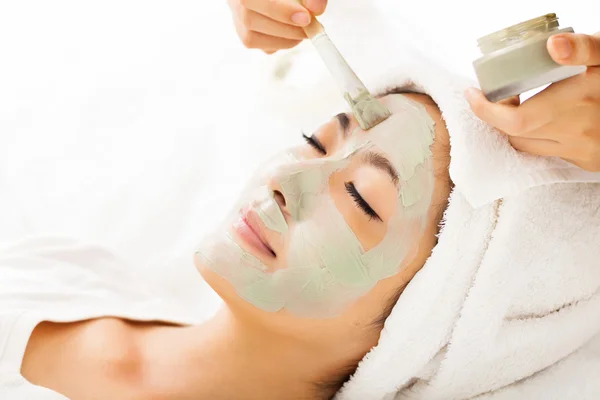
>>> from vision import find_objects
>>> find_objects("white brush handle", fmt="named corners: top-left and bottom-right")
top-left (310, 32), bottom-right (369, 99)
top-left (294, 2), bottom-right (389, 129)
top-left (294, 1), bottom-right (367, 97)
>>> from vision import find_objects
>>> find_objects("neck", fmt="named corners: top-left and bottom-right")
top-left (138, 307), bottom-right (328, 400)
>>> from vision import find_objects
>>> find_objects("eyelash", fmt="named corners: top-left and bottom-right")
top-left (344, 182), bottom-right (382, 222)
top-left (302, 132), bottom-right (327, 155)
top-left (301, 133), bottom-right (380, 222)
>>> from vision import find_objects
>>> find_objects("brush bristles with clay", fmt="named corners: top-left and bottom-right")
top-left (299, 15), bottom-right (391, 130)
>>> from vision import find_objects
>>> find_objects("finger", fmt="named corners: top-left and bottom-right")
top-left (552, 106), bottom-right (600, 171)
top-left (465, 70), bottom-right (596, 139)
top-left (562, 156), bottom-right (578, 166)
top-left (243, 9), bottom-right (306, 40)
top-left (465, 88), bottom-right (552, 137)
top-left (303, 0), bottom-right (328, 15)
top-left (516, 116), bottom-right (569, 145)
top-left (547, 32), bottom-right (600, 66)
top-left (560, 156), bottom-right (600, 171)
top-left (562, 155), bottom-right (600, 172)
top-left (242, 0), bottom-right (311, 26)
top-left (509, 136), bottom-right (562, 158)
top-left (237, 28), bottom-right (302, 51)
top-left (513, 105), bottom-right (600, 170)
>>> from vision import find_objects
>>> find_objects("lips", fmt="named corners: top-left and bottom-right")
top-left (233, 209), bottom-right (276, 258)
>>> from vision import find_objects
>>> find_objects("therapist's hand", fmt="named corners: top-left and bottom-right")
top-left (466, 32), bottom-right (600, 172)
top-left (228, 0), bottom-right (328, 54)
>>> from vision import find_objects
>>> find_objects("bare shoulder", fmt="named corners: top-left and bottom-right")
top-left (22, 318), bottom-right (148, 399)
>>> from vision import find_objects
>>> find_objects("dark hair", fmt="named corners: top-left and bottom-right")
top-left (309, 89), bottom-right (452, 400)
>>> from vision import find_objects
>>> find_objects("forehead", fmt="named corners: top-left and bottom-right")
top-left (350, 94), bottom-right (436, 181)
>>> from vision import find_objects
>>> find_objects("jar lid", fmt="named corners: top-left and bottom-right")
top-left (477, 13), bottom-right (559, 54)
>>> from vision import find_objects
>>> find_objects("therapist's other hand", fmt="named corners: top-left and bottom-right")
top-left (228, 0), bottom-right (328, 54)
top-left (466, 32), bottom-right (600, 172)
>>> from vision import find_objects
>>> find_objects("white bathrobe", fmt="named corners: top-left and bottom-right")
top-left (334, 52), bottom-right (600, 400)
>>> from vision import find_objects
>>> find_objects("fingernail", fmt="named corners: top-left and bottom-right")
top-left (291, 12), bottom-right (310, 26)
top-left (551, 36), bottom-right (572, 59)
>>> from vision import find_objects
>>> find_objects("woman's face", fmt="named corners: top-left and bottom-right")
top-left (196, 92), bottom-right (450, 346)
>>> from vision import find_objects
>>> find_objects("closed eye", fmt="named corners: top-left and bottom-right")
top-left (345, 182), bottom-right (382, 222)
top-left (302, 132), bottom-right (327, 155)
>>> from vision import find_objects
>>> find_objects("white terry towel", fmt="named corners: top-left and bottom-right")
top-left (336, 52), bottom-right (600, 400)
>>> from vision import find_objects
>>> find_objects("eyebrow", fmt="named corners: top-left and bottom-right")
top-left (333, 112), bottom-right (399, 185)
top-left (335, 113), bottom-right (351, 138)
top-left (363, 151), bottom-right (399, 186)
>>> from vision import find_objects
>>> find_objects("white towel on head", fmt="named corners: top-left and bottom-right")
top-left (336, 52), bottom-right (600, 400)
top-left (370, 50), bottom-right (600, 209)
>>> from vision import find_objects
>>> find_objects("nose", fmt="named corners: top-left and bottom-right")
top-left (272, 189), bottom-right (286, 209)
top-left (266, 160), bottom-right (326, 221)
top-left (267, 176), bottom-right (289, 216)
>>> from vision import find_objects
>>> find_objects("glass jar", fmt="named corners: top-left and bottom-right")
top-left (473, 13), bottom-right (586, 102)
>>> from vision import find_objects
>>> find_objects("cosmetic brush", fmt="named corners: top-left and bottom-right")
top-left (295, 8), bottom-right (391, 130)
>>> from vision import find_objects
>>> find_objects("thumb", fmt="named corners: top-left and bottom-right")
top-left (303, 0), bottom-right (328, 16)
top-left (547, 32), bottom-right (600, 66)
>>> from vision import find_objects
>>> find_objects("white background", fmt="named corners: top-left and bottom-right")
top-left (0, 0), bottom-right (597, 319)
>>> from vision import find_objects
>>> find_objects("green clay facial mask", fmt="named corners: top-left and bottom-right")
top-left (196, 95), bottom-right (436, 318)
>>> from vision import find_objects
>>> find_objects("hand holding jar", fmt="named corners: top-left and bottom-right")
top-left (467, 28), bottom-right (600, 172)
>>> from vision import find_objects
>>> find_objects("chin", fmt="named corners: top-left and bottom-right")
top-left (194, 254), bottom-right (228, 297)
top-left (193, 253), bottom-right (251, 312)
